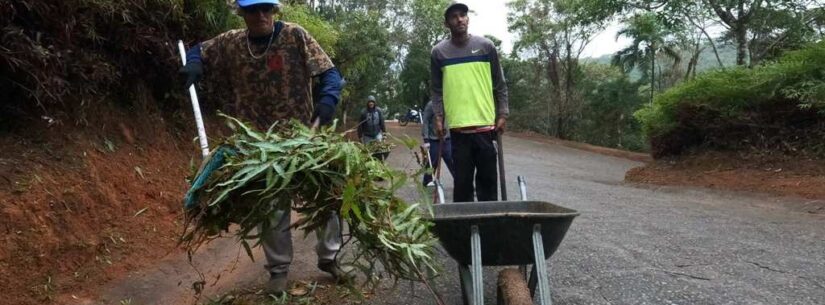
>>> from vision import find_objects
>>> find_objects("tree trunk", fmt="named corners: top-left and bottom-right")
top-left (556, 115), bottom-right (563, 139)
top-left (546, 44), bottom-right (563, 138)
top-left (562, 43), bottom-right (576, 140)
top-left (734, 24), bottom-right (749, 66)
top-left (649, 44), bottom-right (656, 105)
top-left (685, 47), bottom-right (701, 80)
top-left (617, 113), bottom-right (624, 148)
top-left (705, 0), bottom-right (760, 67)
top-left (705, 31), bottom-right (725, 69)
top-left (683, 30), bottom-right (704, 78)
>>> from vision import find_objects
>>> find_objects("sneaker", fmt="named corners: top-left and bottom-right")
top-left (318, 260), bottom-right (352, 283)
top-left (264, 273), bottom-right (288, 295)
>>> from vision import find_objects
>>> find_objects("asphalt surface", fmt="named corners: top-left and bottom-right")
top-left (370, 125), bottom-right (825, 305)
top-left (96, 125), bottom-right (825, 305)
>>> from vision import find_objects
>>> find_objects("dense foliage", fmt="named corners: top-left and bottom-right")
top-left (0, 0), bottom-right (241, 127)
top-left (503, 0), bottom-right (823, 153)
top-left (636, 41), bottom-right (825, 157)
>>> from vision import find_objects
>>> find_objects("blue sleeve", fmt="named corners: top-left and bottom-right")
top-left (186, 43), bottom-right (203, 64)
top-left (318, 67), bottom-right (343, 108)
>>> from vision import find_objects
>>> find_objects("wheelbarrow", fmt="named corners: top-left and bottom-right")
top-left (430, 134), bottom-right (579, 305)
top-left (372, 150), bottom-right (390, 161)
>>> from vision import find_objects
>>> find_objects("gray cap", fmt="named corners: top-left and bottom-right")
top-left (367, 95), bottom-right (376, 102)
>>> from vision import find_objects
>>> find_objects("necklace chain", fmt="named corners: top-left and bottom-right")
top-left (246, 29), bottom-right (275, 59)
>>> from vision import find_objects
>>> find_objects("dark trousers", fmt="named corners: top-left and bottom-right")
top-left (451, 131), bottom-right (498, 202)
top-left (422, 138), bottom-right (455, 185)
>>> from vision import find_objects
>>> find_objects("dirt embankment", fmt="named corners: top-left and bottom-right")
top-left (626, 151), bottom-right (825, 204)
top-left (0, 103), bottom-right (200, 305)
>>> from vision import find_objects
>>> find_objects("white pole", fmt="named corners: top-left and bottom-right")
top-left (177, 40), bottom-right (210, 158)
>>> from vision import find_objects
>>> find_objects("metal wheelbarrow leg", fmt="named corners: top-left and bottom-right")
top-left (454, 222), bottom-right (556, 305)
top-left (457, 225), bottom-right (485, 305)
top-left (432, 134), bottom-right (575, 305)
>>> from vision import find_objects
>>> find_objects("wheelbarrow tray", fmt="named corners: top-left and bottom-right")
top-left (431, 201), bottom-right (578, 266)
top-left (371, 151), bottom-right (390, 160)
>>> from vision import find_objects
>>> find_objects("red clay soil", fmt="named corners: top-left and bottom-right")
top-left (0, 105), bottom-right (198, 305)
top-left (626, 151), bottom-right (825, 201)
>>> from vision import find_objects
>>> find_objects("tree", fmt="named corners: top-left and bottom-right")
top-left (508, 0), bottom-right (606, 139)
top-left (396, 0), bottom-right (449, 108)
top-left (747, 2), bottom-right (825, 64)
top-left (703, 0), bottom-right (766, 66)
top-left (330, 10), bottom-right (394, 122)
top-left (667, 0), bottom-right (727, 71)
top-left (612, 12), bottom-right (681, 104)
top-left (577, 63), bottom-right (645, 149)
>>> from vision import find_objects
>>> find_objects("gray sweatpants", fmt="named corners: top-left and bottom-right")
top-left (260, 210), bottom-right (342, 275)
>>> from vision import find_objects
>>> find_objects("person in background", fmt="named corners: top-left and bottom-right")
top-left (421, 100), bottom-right (454, 187)
top-left (178, 0), bottom-right (346, 295)
top-left (357, 95), bottom-right (386, 144)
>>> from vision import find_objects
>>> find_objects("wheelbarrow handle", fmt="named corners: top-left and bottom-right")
top-left (496, 132), bottom-right (507, 201)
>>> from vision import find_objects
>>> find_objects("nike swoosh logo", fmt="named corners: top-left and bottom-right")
top-left (471, 49), bottom-right (481, 54)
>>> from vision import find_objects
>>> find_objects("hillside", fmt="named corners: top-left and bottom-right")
top-left (0, 103), bottom-right (201, 304)
top-left (624, 41), bottom-right (825, 197)
top-left (582, 43), bottom-right (739, 78)
top-left (0, 1), bottom-right (234, 303)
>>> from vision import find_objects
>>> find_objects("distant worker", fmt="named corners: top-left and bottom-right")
top-left (357, 95), bottom-right (386, 144)
top-left (430, 2), bottom-right (509, 202)
top-left (421, 100), bottom-right (454, 186)
top-left (178, 0), bottom-right (346, 295)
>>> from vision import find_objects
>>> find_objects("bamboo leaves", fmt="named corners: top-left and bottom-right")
top-left (181, 115), bottom-right (438, 288)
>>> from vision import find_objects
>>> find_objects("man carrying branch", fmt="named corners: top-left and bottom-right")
top-left (430, 2), bottom-right (509, 203)
top-left (178, 0), bottom-right (346, 295)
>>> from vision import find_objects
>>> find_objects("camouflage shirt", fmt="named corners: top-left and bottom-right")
top-left (200, 22), bottom-right (334, 130)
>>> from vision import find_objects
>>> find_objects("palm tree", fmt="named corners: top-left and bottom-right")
top-left (612, 13), bottom-right (681, 105)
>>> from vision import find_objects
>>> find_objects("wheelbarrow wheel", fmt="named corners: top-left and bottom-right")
top-left (497, 268), bottom-right (532, 305)
top-left (459, 265), bottom-right (471, 305)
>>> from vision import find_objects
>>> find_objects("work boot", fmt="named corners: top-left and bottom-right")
top-left (264, 273), bottom-right (288, 295)
top-left (318, 260), bottom-right (352, 283)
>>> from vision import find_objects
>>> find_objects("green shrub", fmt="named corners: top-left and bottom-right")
top-left (635, 41), bottom-right (825, 157)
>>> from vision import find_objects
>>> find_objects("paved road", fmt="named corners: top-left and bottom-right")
top-left (96, 211), bottom-right (337, 305)
top-left (371, 125), bottom-right (825, 305)
top-left (96, 125), bottom-right (825, 305)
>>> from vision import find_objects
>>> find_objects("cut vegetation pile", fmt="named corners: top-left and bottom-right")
top-left (182, 116), bottom-right (440, 297)
top-left (635, 41), bottom-right (825, 158)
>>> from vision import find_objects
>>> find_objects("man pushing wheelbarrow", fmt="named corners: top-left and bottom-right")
top-left (428, 3), bottom-right (579, 305)
top-left (430, 1), bottom-right (508, 204)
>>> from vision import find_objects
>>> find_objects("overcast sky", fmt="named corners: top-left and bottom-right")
top-left (462, 0), bottom-right (632, 58)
